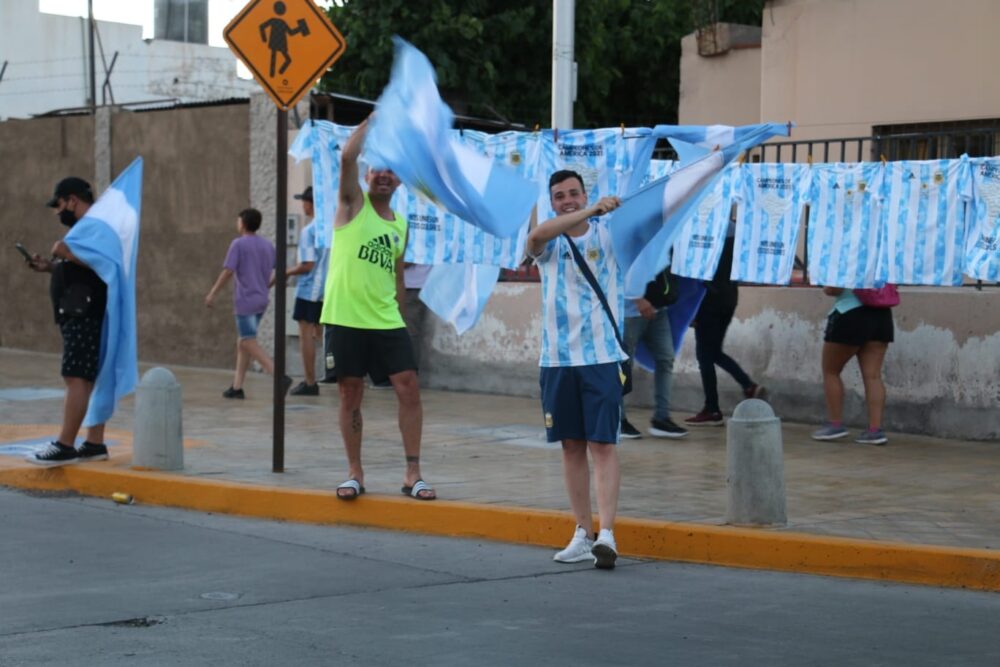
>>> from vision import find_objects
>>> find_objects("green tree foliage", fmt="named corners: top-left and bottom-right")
top-left (320, 0), bottom-right (765, 128)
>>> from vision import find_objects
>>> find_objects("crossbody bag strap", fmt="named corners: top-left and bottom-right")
top-left (562, 233), bottom-right (626, 351)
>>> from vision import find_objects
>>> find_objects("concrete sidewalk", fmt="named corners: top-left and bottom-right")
top-left (2, 348), bottom-right (999, 590)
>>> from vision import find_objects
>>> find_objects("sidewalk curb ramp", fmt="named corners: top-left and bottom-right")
top-left (3, 462), bottom-right (999, 593)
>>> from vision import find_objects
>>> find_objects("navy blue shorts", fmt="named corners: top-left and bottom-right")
top-left (292, 298), bottom-right (323, 324)
top-left (539, 363), bottom-right (622, 444)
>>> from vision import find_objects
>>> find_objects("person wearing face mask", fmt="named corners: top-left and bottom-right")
top-left (24, 177), bottom-right (110, 466)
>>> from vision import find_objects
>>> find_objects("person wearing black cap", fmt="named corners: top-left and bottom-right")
top-left (23, 177), bottom-right (110, 466)
top-left (284, 185), bottom-right (329, 395)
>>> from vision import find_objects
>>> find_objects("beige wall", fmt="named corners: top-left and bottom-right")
top-left (421, 283), bottom-right (1000, 441)
top-left (0, 104), bottom-right (252, 368)
top-left (761, 0), bottom-right (1000, 143)
top-left (679, 29), bottom-right (762, 126)
top-left (1, 115), bottom-right (95, 353)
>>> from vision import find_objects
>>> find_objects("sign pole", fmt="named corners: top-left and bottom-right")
top-left (224, 0), bottom-right (346, 474)
top-left (273, 108), bottom-right (288, 473)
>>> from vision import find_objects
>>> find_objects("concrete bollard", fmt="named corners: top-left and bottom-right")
top-left (134, 367), bottom-right (184, 471)
top-left (726, 398), bottom-right (786, 526)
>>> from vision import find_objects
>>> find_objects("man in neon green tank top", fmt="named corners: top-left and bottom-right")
top-left (321, 117), bottom-right (435, 501)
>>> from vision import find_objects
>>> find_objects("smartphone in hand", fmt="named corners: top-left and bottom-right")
top-left (14, 242), bottom-right (35, 265)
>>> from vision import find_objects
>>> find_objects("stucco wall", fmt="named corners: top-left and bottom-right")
top-left (0, 103), bottom-right (251, 368)
top-left (1, 115), bottom-right (96, 353)
top-left (678, 28), bottom-right (762, 126)
top-left (420, 283), bottom-right (1000, 441)
top-left (761, 0), bottom-right (1000, 142)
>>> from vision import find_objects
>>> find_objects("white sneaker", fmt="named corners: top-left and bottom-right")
top-left (592, 529), bottom-right (618, 569)
top-left (553, 526), bottom-right (595, 563)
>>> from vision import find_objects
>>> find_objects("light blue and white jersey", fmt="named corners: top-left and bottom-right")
top-left (880, 158), bottom-right (970, 286)
top-left (537, 129), bottom-right (632, 219)
top-left (294, 220), bottom-right (330, 302)
top-left (289, 120), bottom-right (354, 251)
top-left (731, 163), bottom-right (810, 285)
top-left (643, 159), bottom-right (677, 186)
top-left (964, 157), bottom-right (1000, 281)
top-left (806, 162), bottom-right (884, 288)
top-left (534, 221), bottom-right (628, 368)
top-left (671, 163), bottom-right (737, 280)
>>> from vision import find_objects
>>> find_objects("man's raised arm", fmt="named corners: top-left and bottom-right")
top-left (525, 196), bottom-right (620, 257)
top-left (336, 117), bottom-right (369, 228)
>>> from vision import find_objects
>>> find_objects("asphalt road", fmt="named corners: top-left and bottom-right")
top-left (2, 487), bottom-right (999, 666)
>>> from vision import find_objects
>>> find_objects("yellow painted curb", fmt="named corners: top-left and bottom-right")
top-left (2, 462), bottom-right (999, 593)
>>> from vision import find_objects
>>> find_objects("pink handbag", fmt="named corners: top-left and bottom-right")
top-left (854, 284), bottom-right (900, 308)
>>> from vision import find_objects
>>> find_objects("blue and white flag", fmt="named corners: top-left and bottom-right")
top-left (419, 263), bottom-right (500, 335)
top-left (963, 157), bottom-right (1000, 281)
top-left (64, 158), bottom-right (142, 426)
top-left (880, 157), bottom-right (970, 286)
top-left (731, 162), bottom-right (810, 285)
top-left (653, 123), bottom-right (792, 165)
top-left (671, 163), bottom-right (737, 280)
top-left (633, 277), bottom-right (706, 370)
top-left (608, 123), bottom-right (791, 299)
top-left (366, 37), bottom-right (536, 239)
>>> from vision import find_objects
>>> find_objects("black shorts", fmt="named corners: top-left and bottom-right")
top-left (60, 317), bottom-right (103, 381)
top-left (824, 306), bottom-right (894, 347)
top-left (292, 298), bottom-right (323, 324)
top-left (329, 325), bottom-right (417, 378)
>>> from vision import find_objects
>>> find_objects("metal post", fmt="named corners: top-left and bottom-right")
top-left (88, 0), bottom-right (96, 112)
top-left (551, 0), bottom-right (575, 130)
top-left (273, 109), bottom-right (288, 473)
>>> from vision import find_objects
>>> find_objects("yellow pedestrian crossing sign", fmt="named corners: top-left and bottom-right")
top-left (224, 0), bottom-right (346, 110)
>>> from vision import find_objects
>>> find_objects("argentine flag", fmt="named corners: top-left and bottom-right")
top-left (653, 123), bottom-right (792, 164)
top-left (63, 158), bottom-right (142, 427)
top-left (366, 37), bottom-right (536, 240)
top-left (608, 123), bottom-right (791, 299)
top-left (419, 263), bottom-right (501, 335)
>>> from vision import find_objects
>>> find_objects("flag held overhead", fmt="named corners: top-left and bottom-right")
top-left (365, 37), bottom-right (537, 240)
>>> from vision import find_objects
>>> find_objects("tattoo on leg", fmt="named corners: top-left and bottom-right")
top-left (351, 409), bottom-right (362, 433)
top-left (406, 455), bottom-right (419, 464)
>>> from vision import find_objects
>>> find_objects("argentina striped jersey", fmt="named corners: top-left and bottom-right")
top-left (538, 129), bottom-right (632, 219)
top-left (732, 163), bottom-right (810, 284)
top-left (964, 157), bottom-right (1000, 281)
top-left (806, 163), bottom-right (884, 288)
top-left (880, 157), bottom-right (970, 286)
top-left (294, 220), bottom-right (330, 302)
top-left (672, 163), bottom-right (737, 280)
top-left (534, 221), bottom-right (628, 367)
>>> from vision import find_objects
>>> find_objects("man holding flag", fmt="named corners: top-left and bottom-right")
top-left (526, 170), bottom-right (624, 569)
top-left (321, 117), bottom-right (435, 502)
top-left (24, 177), bottom-right (109, 465)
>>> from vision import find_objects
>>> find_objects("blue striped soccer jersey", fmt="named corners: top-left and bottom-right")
top-left (732, 163), bottom-right (810, 285)
top-left (533, 221), bottom-right (628, 368)
top-left (806, 162), bottom-right (885, 288)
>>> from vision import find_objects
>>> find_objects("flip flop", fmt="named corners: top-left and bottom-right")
top-left (401, 479), bottom-right (436, 501)
top-left (336, 479), bottom-right (365, 501)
